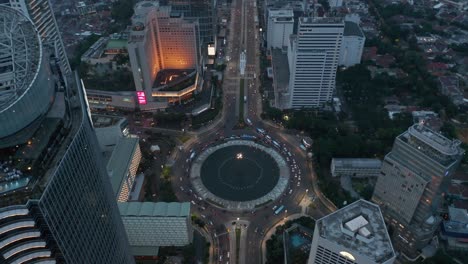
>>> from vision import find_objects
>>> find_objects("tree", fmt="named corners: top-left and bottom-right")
top-left (111, 0), bottom-right (136, 24)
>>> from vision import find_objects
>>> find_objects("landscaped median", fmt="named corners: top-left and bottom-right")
top-left (239, 79), bottom-right (245, 123)
top-left (236, 228), bottom-right (241, 264)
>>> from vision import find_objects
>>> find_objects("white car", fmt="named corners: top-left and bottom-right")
top-left (272, 205), bottom-right (278, 211)
top-left (289, 189), bottom-right (293, 194)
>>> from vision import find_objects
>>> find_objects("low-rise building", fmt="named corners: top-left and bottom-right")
top-left (119, 202), bottom-right (192, 257)
top-left (439, 76), bottom-right (464, 105)
top-left (308, 199), bottom-right (395, 264)
top-left (440, 206), bottom-right (468, 251)
top-left (92, 115), bottom-right (130, 152)
top-left (331, 158), bottom-right (382, 178)
top-left (86, 90), bottom-right (137, 111)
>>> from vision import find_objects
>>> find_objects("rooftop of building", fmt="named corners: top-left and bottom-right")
top-left (299, 16), bottom-right (343, 25)
top-left (400, 124), bottom-right (464, 162)
top-left (92, 114), bottom-right (126, 128)
top-left (271, 48), bottom-right (289, 89)
top-left (442, 206), bottom-right (468, 236)
top-left (0, 5), bottom-right (42, 111)
top-left (0, 72), bottom-right (87, 204)
top-left (153, 69), bottom-right (197, 91)
top-left (317, 199), bottom-right (395, 263)
top-left (107, 137), bottom-right (139, 197)
top-left (118, 202), bottom-right (191, 217)
top-left (106, 39), bottom-right (127, 50)
top-left (268, 8), bottom-right (294, 17)
top-left (332, 158), bottom-right (382, 168)
top-left (344, 21), bottom-right (364, 37)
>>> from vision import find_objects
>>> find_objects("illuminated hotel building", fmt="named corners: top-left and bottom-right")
top-left (308, 200), bottom-right (395, 264)
top-left (0, 5), bottom-right (133, 263)
top-left (372, 124), bottom-right (464, 258)
top-left (128, 1), bottom-right (201, 110)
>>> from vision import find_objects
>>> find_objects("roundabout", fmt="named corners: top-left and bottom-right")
top-left (190, 140), bottom-right (290, 210)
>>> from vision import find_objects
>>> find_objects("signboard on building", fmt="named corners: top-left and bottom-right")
top-left (136, 91), bottom-right (147, 105)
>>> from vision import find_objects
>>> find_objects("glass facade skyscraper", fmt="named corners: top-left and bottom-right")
top-left (0, 5), bottom-right (133, 264)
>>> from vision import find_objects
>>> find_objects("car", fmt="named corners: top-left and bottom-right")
top-left (272, 205), bottom-right (278, 211)
top-left (180, 186), bottom-right (185, 191)
top-left (201, 214), bottom-right (206, 218)
top-left (288, 189), bottom-right (293, 194)
top-left (191, 200), bottom-right (196, 205)
top-left (198, 196), bottom-right (203, 201)
top-left (297, 182), bottom-right (300, 187)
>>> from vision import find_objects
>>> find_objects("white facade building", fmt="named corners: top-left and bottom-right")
top-left (119, 202), bottom-right (192, 255)
top-left (267, 9), bottom-right (294, 49)
top-left (339, 21), bottom-right (365, 67)
top-left (287, 17), bottom-right (344, 108)
top-left (308, 200), bottom-right (395, 264)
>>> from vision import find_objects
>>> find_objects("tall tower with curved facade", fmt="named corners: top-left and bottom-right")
top-left (0, 6), bottom-right (133, 264)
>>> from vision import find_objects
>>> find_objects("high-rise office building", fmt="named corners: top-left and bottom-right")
top-left (287, 17), bottom-right (344, 108)
top-left (164, 0), bottom-right (216, 50)
top-left (6, 0), bottom-right (71, 75)
top-left (0, 5), bottom-right (133, 263)
top-left (372, 124), bottom-right (464, 258)
top-left (267, 9), bottom-right (294, 49)
top-left (128, 1), bottom-right (200, 110)
top-left (308, 200), bottom-right (395, 264)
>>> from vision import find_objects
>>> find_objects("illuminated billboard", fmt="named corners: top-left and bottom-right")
top-left (136, 91), bottom-right (147, 105)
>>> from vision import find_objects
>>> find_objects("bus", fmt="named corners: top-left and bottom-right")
top-left (241, 134), bottom-right (256, 140)
top-left (189, 152), bottom-right (196, 161)
top-left (272, 141), bottom-right (281, 149)
top-left (256, 128), bottom-right (265, 134)
top-left (274, 205), bottom-right (285, 215)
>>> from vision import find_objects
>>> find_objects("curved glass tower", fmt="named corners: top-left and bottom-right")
top-left (0, 5), bottom-right (133, 264)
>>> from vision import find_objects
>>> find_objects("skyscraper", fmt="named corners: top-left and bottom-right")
top-left (372, 124), bottom-right (464, 258)
top-left (287, 17), bottom-right (344, 108)
top-left (6, 0), bottom-right (71, 75)
top-left (308, 200), bottom-right (395, 264)
top-left (0, 5), bottom-right (133, 263)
